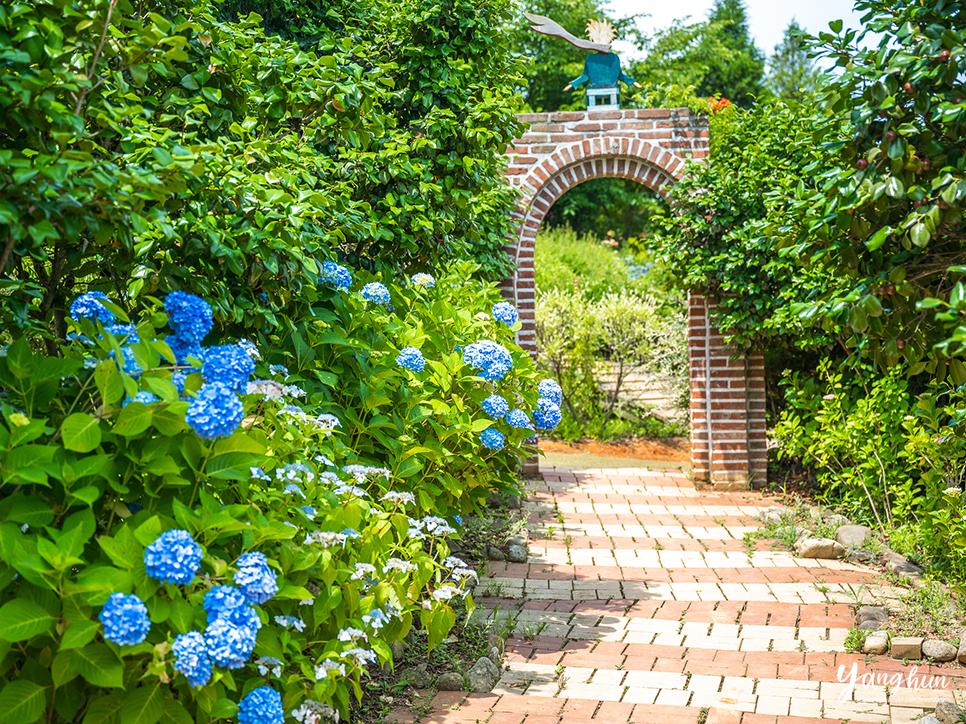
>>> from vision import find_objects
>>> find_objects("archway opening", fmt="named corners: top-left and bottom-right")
top-left (531, 174), bottom-right (690, 457)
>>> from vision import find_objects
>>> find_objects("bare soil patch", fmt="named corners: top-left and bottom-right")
top-left (539, 436), bottom-right (690, 463)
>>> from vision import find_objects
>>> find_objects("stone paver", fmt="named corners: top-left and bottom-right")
top-left (394, 466), bottom-right (965, 724)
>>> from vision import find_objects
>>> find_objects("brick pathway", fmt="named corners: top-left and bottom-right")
top-left (391, 467), bottom-right (965, 724)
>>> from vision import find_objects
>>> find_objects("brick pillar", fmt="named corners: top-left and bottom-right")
top-left (746, 350), bottom-right (768, 486)
top-left (688, 293), bottom-right (767, 489)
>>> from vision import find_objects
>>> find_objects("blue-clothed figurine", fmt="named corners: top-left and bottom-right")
top-left (524, 14), bottom-right (641, 108)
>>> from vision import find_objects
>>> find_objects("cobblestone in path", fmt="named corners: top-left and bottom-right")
top-left (389, 467), bottom-right (965, 724)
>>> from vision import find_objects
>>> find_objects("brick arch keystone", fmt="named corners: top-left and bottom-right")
top-left (501, 108), bottom-right (766, 490)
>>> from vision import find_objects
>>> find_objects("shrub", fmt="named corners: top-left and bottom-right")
top-left (774, 361), bottom-right (966, 578)
top-left (535, 287), bottom-right (687, 442)
top-left (534, 228), bottom-right (646, 301)
top-left (0, 263), bottom-right (557, 722)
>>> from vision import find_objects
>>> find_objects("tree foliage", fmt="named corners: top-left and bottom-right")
top-left (765, 20), bottom-right (827, 102)
top-left (781, 0), bottom-right (966, 377)
top-left (692, 0), bottom-right (766, 108)
top-left (0, 0), bottom-right (525, 347)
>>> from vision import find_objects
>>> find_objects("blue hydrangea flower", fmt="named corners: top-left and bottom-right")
top-left (123, 391), bottom-right (159, 407)
top-left (70, 291), bottom-right (116, 324)
top-left (98, 592), bottom-right (151, 646)
top-left (533, 399), bottom-right (562, 431)
top-left (322, 261), bottom-right (353, 292)
top-left (506, 409), bottom-right (534, 430)
top-left (454, 515), bottom-right (463, 527)
top-left (284, 483), bottom-right (306, 499)
top-left (104, 323), bottom-right (139, 343)
top-left (301, 505), bottom-right (317, 521)
top-left (205, 608), bottom-right (259, 669)
top-left (203, 585), bottom-right (249, 623)
top-left (234, 551), bottom-right (278, 605)
top-left (361, 282), bottom-right (391, 305)
top-left (237, 686), bottom-right (284, 724)
top-left (480, 428), bottom-right (505, 450)
top-left (396, 347), bottom-right (425, 372)
top-left (117, 347), bottom-right (142, 378)
top-left (165, 291), bottom-right (213, 343)
top-left (172, 631), bottom-right (212, 687)
top-left (172, 371), bottom-right (187, 394)
top-left (481, 394), bottom-right (509, 419)
top-left (185, 382), bottom-right (244, 439)
top-left (492, 302), bottom-right (519, 326)
top-left (202, 344), bottom-right (255, 394)
top-left (411, 273), bottom-right (435, 288)
top-left (144, 529), bottom-right (203, 585)
top-left (538, 379), bottom-right (563, 407)
top-left (167, 336), bottom-right (204, 366)
top-left (463, 341), bottom-right (512, 382)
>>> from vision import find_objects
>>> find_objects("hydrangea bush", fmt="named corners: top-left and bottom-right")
top-left (0, 261), bottom-right (555, 723)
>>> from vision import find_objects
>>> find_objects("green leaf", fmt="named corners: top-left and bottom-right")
top-left (151, 402), bottom-right (188, 435)
top-left (112, 402), bottom-right (153, 437)
top-left (83, 693), bottom-right (123, 724)
top-left (865, 226), bottom-right (891, 251)
top-left (4, 495), bottom-right (53, 526)
top-left (72, 644), bottom-right (125, 688)
top-left (61, 413), bottom-right (102, 453)
top-left (120, 684), bottom-right (164, 724)
top-left (168, 597), bottom-right (195, 634)
top-left (60, 619), bottom-right (100, 650)
top-left (0, 680), bottom-right (48, 724)
top-left (52, 649), bottom-right (79, 686)
top-left (0, 599), bottom-right (54, 641)
top-left (158, 691), bottom-right (193, 724)
top-left (95, 362), bottom-right (124, 406)
top-left (911, 222), bottom-right (931, 247)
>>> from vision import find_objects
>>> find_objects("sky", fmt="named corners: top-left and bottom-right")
top-left (605, 0), bottom-right (867, 63)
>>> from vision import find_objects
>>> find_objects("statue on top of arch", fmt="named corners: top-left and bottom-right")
top-left (524, 13), bottom-right (641, 109)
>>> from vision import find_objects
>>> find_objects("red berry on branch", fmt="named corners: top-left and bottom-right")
top-left (897, 339), bottom-right (906, 349)
top-left (939, 50), bottom-right (950, 62)
top-left (904, 82), bottom-right (915, 94)
top-left (885, 130), bottom-right (898, 142)
top-left (856, 159), bottom-right (869, 170)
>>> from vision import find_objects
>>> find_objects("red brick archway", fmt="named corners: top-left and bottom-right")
top-left (502, 108), bottom-right (766, 489)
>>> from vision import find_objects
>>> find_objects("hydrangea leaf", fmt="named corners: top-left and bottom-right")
top-left (61, 413), bottom-right (102, 453)
top-left (0, 680), bottom-right (48, 724)
top-left (0, 599), bottom-right (54, 642)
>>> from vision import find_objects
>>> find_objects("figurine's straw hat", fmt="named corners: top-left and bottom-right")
top-left (586, 20), bottom-right (616, 46)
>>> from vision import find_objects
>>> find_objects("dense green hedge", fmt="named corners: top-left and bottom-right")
top-left (0, 0), bottom-right (562, 721)
top-left (0, 0), bottom-right (524, 344)
top-left (0, 264), bottom-right (553, 722)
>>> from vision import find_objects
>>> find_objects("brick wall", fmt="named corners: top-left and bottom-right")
top-left (503, 108), bottom-right (765, 486)
top-left (688, 295), bottom-right (767, 489)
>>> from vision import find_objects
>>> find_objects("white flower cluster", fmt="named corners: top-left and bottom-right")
top-left (381, 491), bottom-right (415, 505)
top-left (342, 464), bottom-right (391, 483)
top-left (432, 585), bottom-right (463, 601)
top-left (314, 660), bottom-right (346, 680)
top-left (407, 516), bottom-right (456, 538)
top-left (254, 656), bottom-right (283, 677)
top-left (291, 700), bottom-right (340, 724)
top-left (304, 531), bottom-right (351, 548)
top-left (382, 558), bottom-right (416, 574)
top-left (350, 563), bottom-right (377, 580)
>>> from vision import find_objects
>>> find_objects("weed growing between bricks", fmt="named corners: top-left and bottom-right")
top-left (364, 601), bottom-right (513, 722)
